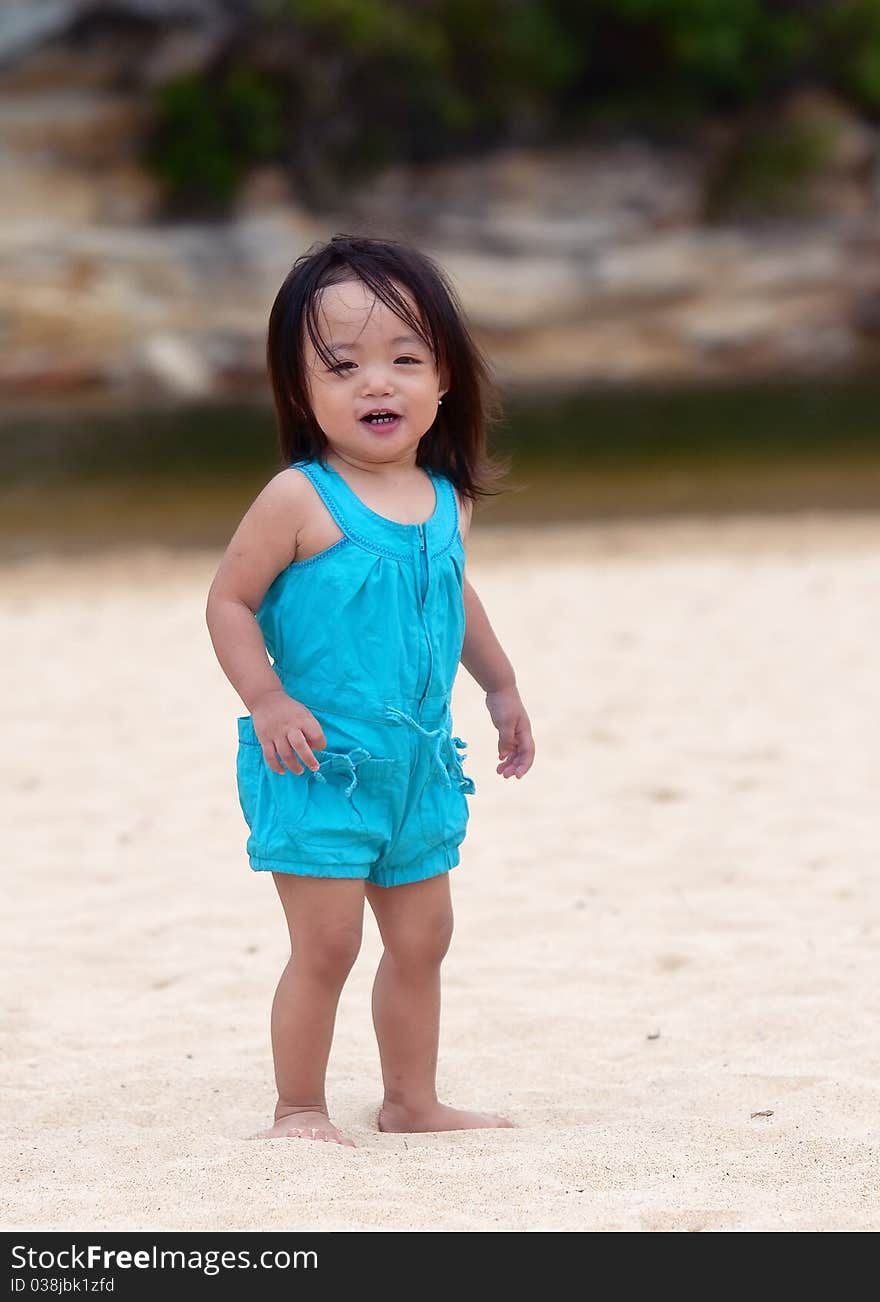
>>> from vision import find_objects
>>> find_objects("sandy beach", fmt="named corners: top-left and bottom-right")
top-left (2, 510), bottom-right (878, 1232)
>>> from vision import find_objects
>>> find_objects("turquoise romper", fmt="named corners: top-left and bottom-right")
top-left (234, 456), bottom-right (476, 888)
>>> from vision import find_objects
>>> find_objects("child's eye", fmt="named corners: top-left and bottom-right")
top-left (327, 357), bottom-right (421, 373)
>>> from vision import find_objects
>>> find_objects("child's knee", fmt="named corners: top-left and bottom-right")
top-left (297, 924), bottom-right (362, 981)
top-left (387, 913), bottom-right (453, 970)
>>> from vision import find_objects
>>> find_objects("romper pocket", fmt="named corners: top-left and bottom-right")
top-left (267, 743), bottom-right (399, 866)
top-left (419, 734), bottom-right (476, 852)
top-left (266, 747), bottom-right (393, 829)
top-left (236, 714), bottom-right (398, 867)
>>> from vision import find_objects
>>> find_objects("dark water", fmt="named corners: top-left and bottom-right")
top-left (2, 374), bottom-right (879, 558)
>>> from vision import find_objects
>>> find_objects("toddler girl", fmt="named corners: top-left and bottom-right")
top-left (206, 234), bottom-right (535, 1146)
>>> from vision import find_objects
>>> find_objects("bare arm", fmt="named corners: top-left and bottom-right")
top-left (454, 487), bottom-right (534, 779)
top-left (205, 469), bottom-right (303, 712)
top-left (461, 578), bottom-right (516, 692)
top-left (206, 469), bottom-right (329, 774)
top-left (454, 490), bottom-right (516, 691)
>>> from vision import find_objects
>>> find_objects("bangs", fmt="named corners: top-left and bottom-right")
top-left (303, 267), bottom-right (441, 373)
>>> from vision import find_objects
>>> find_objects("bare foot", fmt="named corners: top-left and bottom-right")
top-left (378, 1101), bottom-right (515, 1133)
top-left (251, 1109), bottom-right (356, 1147)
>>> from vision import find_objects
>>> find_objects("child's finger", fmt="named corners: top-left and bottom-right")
top-left (497, 746), bottom-right (532, 778)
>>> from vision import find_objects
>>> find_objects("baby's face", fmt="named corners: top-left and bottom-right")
top-left (302, 278), bottom-right (447, 467)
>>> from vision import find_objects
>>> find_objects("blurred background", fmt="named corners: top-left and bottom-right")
top-left (2, 0), bottom-right (880, 556)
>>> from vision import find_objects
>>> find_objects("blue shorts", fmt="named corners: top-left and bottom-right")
top-left (235, 694), bottom-right (475, 888)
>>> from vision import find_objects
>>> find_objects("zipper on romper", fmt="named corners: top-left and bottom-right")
top-left (416, 523), bottom-right (433, 711)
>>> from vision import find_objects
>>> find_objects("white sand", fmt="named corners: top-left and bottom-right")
top-left (2, 511), bottom-right (878, 1232)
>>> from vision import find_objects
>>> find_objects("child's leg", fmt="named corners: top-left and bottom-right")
top-left (253, 873), bottom-right (365, 1146)
top-left (366, 872), bottom-right (515, 1133)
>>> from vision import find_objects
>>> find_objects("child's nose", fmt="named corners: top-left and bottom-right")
top-left (360, 363), bottom-right (397, 390)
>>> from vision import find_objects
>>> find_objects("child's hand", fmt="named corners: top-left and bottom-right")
top-left (486, 685), bottom-right (535, 780)
top-left (251, 689), bottom-right (328, 776)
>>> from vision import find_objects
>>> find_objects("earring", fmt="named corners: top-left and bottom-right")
top-left (438, 397), bottom-right (443, 405)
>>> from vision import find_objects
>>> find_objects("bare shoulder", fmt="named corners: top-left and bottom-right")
top-left (207, 467), bottom-right (311, 612)
top-left (452, 485), bottom-right (474, 542)
top-left (245, 465), bottom-right (314, 561)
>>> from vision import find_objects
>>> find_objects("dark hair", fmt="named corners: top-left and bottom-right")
top-left (266, 233), bottom-right (510, 507)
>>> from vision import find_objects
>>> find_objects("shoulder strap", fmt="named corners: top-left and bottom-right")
top-left (428, 470), bottom-right (459, 544)
top-left (289, 458), bottom-right (353, 538)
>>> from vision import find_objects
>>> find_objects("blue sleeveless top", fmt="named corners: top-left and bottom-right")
top-left (254, 457), bottom-right (466, 730)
